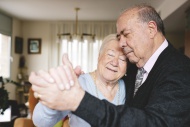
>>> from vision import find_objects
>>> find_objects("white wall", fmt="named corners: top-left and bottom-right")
top-left (22, 21), bottom-right (51, 73)
top-left (165, 32), bottom-right (185, 49)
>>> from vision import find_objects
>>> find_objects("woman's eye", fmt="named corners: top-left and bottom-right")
top-left (119, 58), bottom-right (126, 62)
top-left (107, 50), bottom-right (115, 57)
top-left (119, 56), bottom-right (126, 62)
top-left (108, 53), bottom-right (114, 57)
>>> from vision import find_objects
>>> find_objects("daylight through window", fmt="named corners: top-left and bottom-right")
top-left (0, 33), bottom-right (11, 78)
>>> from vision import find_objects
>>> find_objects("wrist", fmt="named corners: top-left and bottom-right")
top-left (71, 87), bottom-right (85, 111)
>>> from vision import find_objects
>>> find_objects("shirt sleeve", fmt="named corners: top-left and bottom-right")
top-left (33, 102), bottom-right (69, 127)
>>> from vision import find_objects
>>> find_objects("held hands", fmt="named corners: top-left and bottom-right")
top-left (29, 53), bottom-right (85, 111)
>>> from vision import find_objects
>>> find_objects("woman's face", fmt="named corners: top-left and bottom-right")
top-left (97, 40), bottom-right (127, 83)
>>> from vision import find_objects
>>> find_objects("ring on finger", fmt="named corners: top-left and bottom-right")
top-left (34, 92), bottom-right (41, 99)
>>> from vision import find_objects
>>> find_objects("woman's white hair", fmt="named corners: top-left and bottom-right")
top-left (99, 34), bottom-right (117, 55)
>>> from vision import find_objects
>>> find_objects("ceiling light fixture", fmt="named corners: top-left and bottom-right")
top-left (57, 7), bottom-right (95, 41)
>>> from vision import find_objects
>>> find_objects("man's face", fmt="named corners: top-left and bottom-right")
top-left (116, 11), bottom-right (151, 68)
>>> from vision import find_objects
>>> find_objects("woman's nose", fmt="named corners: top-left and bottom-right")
top-left (111, 57), bottom-right (119, 67)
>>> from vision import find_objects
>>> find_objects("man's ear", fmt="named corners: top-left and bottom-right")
top-left (148, 21), bottom-right (157, 38)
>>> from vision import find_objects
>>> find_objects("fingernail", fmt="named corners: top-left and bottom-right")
top-left (38, 94), bottom-right (42, 98)
top-left (65, 83), bottom-right (70, 90)
top-left (49, 78), bottom-right (54, 83)
top-left (34, 92), bottom-right (38, 98)
top-left (64, 65), bottom-right (67, 69)
top-left (59, 84), bottom-right (64, 90)
top-left (64, 54), bottom-right (68, 59)
top-left (70, 80), bottom-right (74, 86)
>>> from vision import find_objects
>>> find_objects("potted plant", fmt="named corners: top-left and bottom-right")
top-left (0, 76), bottom-right (21, 114)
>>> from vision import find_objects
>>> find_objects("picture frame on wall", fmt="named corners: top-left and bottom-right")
top-left (15, 37), bottom-right (23, 54)
top-left (28, 38), bottom-right (41, 54)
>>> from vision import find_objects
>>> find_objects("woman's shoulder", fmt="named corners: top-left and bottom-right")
top-left (118, 79), bottom-right (125, 87)
top-left (78, 73), bottom-right (95, 90)
top-left (118, 79), bottom-right (126, 93)
top-left (78, 73), bottom-right (91, 81)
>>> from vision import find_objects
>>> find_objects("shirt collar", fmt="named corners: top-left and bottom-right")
top-left (143, 39), bottom-right (168, 74)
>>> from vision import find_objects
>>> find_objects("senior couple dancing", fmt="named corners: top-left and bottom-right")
top-left (30, 4), bottom-right (190, 127)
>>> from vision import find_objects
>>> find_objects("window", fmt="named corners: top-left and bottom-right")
top-left (0, 33), bottom-right (11, 78)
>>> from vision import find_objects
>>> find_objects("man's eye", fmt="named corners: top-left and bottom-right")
top-left (116, 35), bottom-right (120, 41)
top-left (123, 33), bottom-right (128, 38)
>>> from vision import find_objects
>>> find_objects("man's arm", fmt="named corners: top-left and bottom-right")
top-left (73, 70), bottom-right (190, 127)
top-left (74, 92), bottom-right (159, 127)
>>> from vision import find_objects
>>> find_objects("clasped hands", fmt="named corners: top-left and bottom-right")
top-left (29, 53), bottom-right (85, 111)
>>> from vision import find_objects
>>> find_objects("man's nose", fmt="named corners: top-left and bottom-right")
top-left (119, 35), bottom-right (127, 48)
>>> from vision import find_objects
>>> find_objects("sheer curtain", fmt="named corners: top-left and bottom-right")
top-left (50, 21), bottom-right (116, 72)
top-left (59, 38), bottom-right (102, 72)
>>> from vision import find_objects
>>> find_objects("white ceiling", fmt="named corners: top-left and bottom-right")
top-left (0, 0), bottom-right (189, 33)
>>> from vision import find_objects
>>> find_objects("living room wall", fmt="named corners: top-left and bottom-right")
top-left (165, 32), bottom-right (185, 50)
top-left (22, 21), bottom-right (50, 73)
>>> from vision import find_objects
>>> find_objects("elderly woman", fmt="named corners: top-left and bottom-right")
top-left (32, 34), bottom-right (127, 127)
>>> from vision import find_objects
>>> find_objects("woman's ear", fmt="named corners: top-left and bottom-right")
top-left (98, 53), bottom-right (102, 62)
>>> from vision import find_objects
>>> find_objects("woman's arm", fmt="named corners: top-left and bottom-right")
top-left (33, 102), bottom-right (69, 127)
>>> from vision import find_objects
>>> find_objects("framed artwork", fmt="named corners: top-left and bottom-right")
top-left (28, 38), bottom-right (41, 54)
top-left (15, 37), bottom-right (23, 54)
